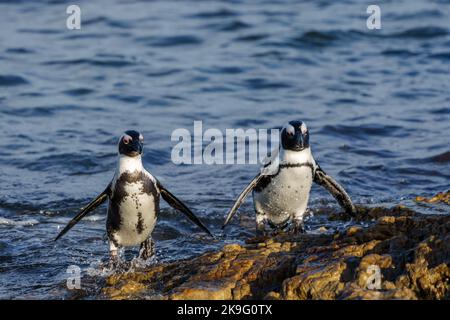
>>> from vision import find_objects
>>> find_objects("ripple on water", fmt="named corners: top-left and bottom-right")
top-left (429, 107), bottom-right (450, 115)
top-left (428, 52), bottom-right (450, 61)
top-left (0, 217), bottom-right (39, 227)
top-left (392, 26), bottom-right (448, 39)
top-left (17, 153), bottom-right (108, 173)
top-left (242, 78), bottom-right (291, 90)
top-left (42, 58), bottom-right (137, 68)
top-left (62, 88), bottom-right (95, 96)
top-left (235, 33), bottom-right (270, 42)
top-left (1, 105), bottom-right (103, 117)
top-left (5, 48), bottom-right (35, 54)
top-left (0, 75), bottom-right (29, 86)
top-left (187, 8), bottom-right (238, 19)
top-left (418, 151), bottom-right (450, 164)
top-left (136, 35), bottom-right (203, 47)
top-left (204, 20), bottom-right (251, 32)
top-left (320, 124), bottom-right (406, 139)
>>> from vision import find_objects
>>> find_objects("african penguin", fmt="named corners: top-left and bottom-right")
top-left (55, 130), bottom-right (212, 265)
top-left (223, 121), bottom-right (356, 235)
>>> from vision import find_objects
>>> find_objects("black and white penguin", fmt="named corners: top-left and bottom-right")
top-left (55, 130), bottom-right (212, 264)
top-left (222, 121), bottom-right (356, 234)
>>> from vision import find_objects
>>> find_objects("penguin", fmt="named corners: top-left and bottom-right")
top-left (222, 121), bottom-right (356, 235)
top-left (55, 130), bottom-right (212, 265)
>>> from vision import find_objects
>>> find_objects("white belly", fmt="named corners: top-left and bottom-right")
top-left (253, 166), bottom-right (313, 224)
top-left (112, 181), bottom-right (158, 247)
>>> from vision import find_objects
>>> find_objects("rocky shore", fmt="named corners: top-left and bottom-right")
top-left (79, 193), bottom-right (449, 300)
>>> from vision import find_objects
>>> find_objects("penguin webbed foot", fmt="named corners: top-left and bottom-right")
top-left (256, 221), bottom-right (267, 237)
top-left (251, 229), bottom-right (271, 243)
top-left (138, 238), bottom-right (155, 261)
top-left (291, 220), bottom-right (306, 234)
top-left (108, 252), bottom-right (121, 270)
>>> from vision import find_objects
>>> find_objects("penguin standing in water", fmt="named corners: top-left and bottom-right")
top-left (223, 121), bottom-right (356, 235)
top-left (55, 130), bottom-right (212, 265)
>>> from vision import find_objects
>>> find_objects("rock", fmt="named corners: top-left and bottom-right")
top-left (103, 280), bottom-right (147, 300)
top-left (93, 206), bottom-right (449, 300)
top-left (415, 190), bottom-right (450, 205)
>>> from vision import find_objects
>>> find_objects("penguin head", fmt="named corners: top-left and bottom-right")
top-left (118, 130), bottom-right (144, 157)
top-left (281, 121), bottom-right (309, 151)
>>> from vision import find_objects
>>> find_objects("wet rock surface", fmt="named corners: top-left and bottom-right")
top-left (82, 205), bottom-right (449, 300)
top-left (415, 190), bottom-right (450, 205)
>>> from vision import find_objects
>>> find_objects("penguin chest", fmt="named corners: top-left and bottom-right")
top-left (108, 173), bottom-right (159, 247)
top-left (253, 166), bottom-right (313, 223)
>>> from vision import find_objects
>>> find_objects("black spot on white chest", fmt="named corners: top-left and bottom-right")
top-left (253, 165), bottom-right (314, 218)
top-left (107, 170), bottom-right (160, 234)
top-left (254, 163), bottom-right (314, 193)
top-left (113, 171), bottom-right (157, 201)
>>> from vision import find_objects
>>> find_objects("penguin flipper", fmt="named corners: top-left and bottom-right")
top-left (157, 182), bottom-right (213, 237)
top-left (313, 165), bottom-right (356, 216)
top-left (54, 185), bottom-right (111, 241)
top-left (222, 173), bottom-right (263, 229)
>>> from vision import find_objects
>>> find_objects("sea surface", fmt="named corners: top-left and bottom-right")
top-left (0, 0), bottom-right (449, 299)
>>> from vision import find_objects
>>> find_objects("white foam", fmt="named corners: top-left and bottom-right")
top-left (84, 214), bottom-right (105, 222)
top-left (0, 217), bottom-right (39, 226)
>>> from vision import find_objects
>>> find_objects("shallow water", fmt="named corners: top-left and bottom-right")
top-left (0, 0), bottom-right (449, 299)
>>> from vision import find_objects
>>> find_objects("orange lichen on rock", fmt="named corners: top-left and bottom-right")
top-left (415, 190), bottom-right (450, 205)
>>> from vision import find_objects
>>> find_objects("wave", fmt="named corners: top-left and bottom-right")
top-left (42, 58), bottom-right (136, 68)
top-left (0, 217), bottom-right (39, 226)
top-left (419, 151), bottom-right (450, 164)
top-left (393, 26), bottom-right (448, 39)
top-left (204, 20), bottom-right (251, 32)
top-left (319, 124), bottom-right (405, 139)
top-left (187, 8), bottom-right (238, 19)
top-left (1, 105), bottom-right (104, 117)
top-left (242, 78), bottom-right (291, 90)
top-left (0, 75), bottom-right (29, 86)
top-left (278, 27), bottom-right (449, 50)
top-left (136, 35), bottom-right (203, 47)
top-left (62, 88), bottom-right (95, 96)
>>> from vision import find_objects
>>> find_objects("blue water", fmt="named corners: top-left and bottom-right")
top-left (0, 0), bottom-right (449, 299)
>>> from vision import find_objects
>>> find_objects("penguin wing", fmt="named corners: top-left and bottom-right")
top-left (222, 173), bottom-right (264, 229)
top-left (313, 164), bottom-right (356, 216)
top-left (157, 181), bottom-right (212, 237)
top-left (54, 184), bottom-right (111, 241)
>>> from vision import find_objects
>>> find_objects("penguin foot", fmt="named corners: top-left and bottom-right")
top-left (256, 227), bottom-right (268, 238)
top-left (291, 222), bottom-right (306, 234)
top-left (108, 254), bottom-right (121, 270)
top-left (138, 238), bottom-right (155, 261)
top-left (256, 218), bottom-right (267, 237)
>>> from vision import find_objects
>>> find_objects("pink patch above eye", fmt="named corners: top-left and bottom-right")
top-left (301, 125), bottom-right (308, 134)
top-left (285, 124), bottom-right (295, 136)
top-left (123, 135), bottom-right (132, 144)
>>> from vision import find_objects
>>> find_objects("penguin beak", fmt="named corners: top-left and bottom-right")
top-left (294, 133), bottom-right (309, 151)
top-left (127, 140), bottom-right (143, 157)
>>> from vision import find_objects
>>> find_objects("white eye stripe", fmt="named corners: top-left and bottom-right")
top-left (285, 124), bottom-right (295, 135)
top-left (139, 134), bottom-right (144, 141)
top-left (300, 123), bottom-right (308, 134)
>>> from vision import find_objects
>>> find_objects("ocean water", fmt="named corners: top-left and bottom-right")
top-left (0, 0), bottom-right (449, 299)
